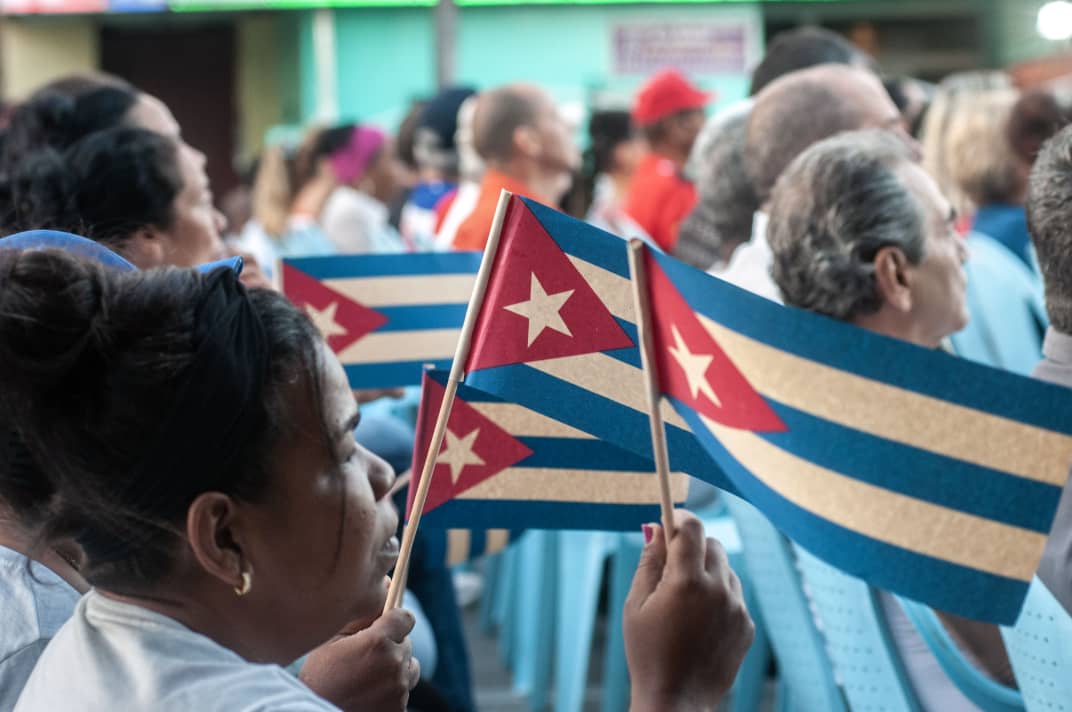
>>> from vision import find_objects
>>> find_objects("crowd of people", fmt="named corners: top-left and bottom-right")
top-left (0, 20), bottom-right (1071, 712)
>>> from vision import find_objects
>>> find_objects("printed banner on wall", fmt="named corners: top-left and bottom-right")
top-left (612, 21), bottom-right (752, 75)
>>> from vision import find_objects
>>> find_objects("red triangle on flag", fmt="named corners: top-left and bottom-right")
top-left (408, 374), bottom-right (535, 518)
top-left (645, 253), bottom-right (786, 433)
top-left (282, 263), bottom-right (389, 355)
top-left (466, 197), bottom-right (635, 372)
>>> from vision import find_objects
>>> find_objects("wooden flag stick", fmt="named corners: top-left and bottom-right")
top-left (384, 189), bottom-right (514, 612)
top-left (626, 239), bottom-right (677, 546)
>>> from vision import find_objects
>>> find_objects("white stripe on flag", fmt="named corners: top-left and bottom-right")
top-left (324, 274), bottom-right (476, 308)
top-left (337, 328), bottom-right (461, 363)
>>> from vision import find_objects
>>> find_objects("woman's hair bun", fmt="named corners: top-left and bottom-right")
top-left (0, 248), bottom-right (107, 397)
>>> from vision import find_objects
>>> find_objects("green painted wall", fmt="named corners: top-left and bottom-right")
top-left (313, 3), bottom-right (760, 129)
top-left (332, 6), bottom-right (438, 126)
top-left (990, 0), bottom-right (1062, 67)
top-left (455, 4), bottom-right (760, 110)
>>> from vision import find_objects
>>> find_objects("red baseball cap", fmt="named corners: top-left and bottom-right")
top-left (632, 69), bottom-right (713, 127)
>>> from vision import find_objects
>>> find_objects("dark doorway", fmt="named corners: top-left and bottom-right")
top-left (100, 22), bottom-right (238, 196)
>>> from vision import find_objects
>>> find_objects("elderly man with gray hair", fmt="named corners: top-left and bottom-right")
top-left (766, 129), bottom-right (1020, 709)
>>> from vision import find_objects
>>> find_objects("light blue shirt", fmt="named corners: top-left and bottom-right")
top-left (0, 545), bottom-right (79, 712)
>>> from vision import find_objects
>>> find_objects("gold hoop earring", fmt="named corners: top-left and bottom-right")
top-left (234, 570), bottom-right (252, 597)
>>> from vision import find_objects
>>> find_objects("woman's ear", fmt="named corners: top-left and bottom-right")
top-left (873, 245), bottom-right (913, 313)
top-left (186, 492), bottom-right (247, 591)
top-left (123, 226), bottom-right (167, 270)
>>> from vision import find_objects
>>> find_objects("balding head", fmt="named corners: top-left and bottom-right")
top-left (745, 64), bottom-right (905, 204)
top-left (472, 84), bottom-right (548, 164)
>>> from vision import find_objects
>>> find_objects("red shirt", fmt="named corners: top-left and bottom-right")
top-left (453, 170), bottom-right (534, 251)
top-left (623, 152), bottom-right (698, 252)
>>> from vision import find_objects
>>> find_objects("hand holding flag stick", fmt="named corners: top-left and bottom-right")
top-left (626, 239), bottom-right (678, 547)
top-left (383, 190), bottom-right (514, 612)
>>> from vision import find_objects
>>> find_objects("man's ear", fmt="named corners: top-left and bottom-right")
top-left (122, 226), bottom-right (166, 270)
top-left (186, 492), bottom-right (248, 591)
top-left (513, 125), bottom-right (541, 159)
top-left (873, 245), bottom-right (913, 313)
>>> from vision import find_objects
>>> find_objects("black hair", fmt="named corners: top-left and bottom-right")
top-left (0, 248), bottom-right (327, 591)
top-left (750, 27), bottom-right (868, 97)
top-left (9, 127), bottom-right (183, 248)
top-left (0, 85), bottom-right (142, 233)
top-left (1, 85), bottom-right (140, 176)
top-left (566, 109), bottom-right (633, 218)
top-left (395, 99), bottom-right (429, 172)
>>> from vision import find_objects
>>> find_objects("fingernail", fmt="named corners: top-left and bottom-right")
top-left (642, 523), bottom-right (655, 545)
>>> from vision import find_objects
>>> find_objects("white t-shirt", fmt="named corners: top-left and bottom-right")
top-left (0, 545), bottom-right (80, 711)
top-left (14, 591), bottom-right (339, 711)
top-left (710, 211), bottom-right (783, 304)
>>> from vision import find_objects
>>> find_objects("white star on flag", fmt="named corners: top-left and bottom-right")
top-left (438, 427), bottom-right (486, 484)
top-left (504, 273), bottom-right (575, 347)
top-left (668, 325), bottom-right (722, 407)
top-left (304, 302), bottom-right (349, 341)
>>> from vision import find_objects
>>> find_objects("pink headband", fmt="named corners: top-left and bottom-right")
top-left (330, 126), bottom-right (387, 185)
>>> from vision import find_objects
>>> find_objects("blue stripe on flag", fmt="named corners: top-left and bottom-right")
top-left (522, 198), bottom-right (631, 278)
top-left (286, 251), bottom-right (482, 280)
top-left (518, 437), bottom-right (661, 471)
top-left (762, 399), bottom-right (1061, 533)
top-left (346, 360), bottom-right (452, 389)
top-left (669, 395), bottom-right (1028, 623)
top-left (466, 363), bottom-right (733, 492)
top-left (650, 250), bottom-right (1072, 435)
top-left (375, 304), bottom-right (468, 332)
top-left (423, 498), bottom-right (665, 531)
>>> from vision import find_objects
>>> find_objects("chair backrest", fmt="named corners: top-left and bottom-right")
top-left (793, 545), bottom-right (922, 712)
top-left (1000, 577), bottom-right (1072, 711)
top-left (723, 494), bottom-right (847, 712)
top-left (897, 598), bottom-right (1023, 712)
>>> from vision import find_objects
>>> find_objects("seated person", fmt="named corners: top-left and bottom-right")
top-left (766, 129), bottom-right (1013, 709)
top-left (0, 248), bottom-right (752, 711)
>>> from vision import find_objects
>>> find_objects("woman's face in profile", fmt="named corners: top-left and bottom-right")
top-left (237, 342), bottom-right (399, 651)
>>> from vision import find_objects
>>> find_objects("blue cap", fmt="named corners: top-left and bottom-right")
top-left (0, 230), bottom-right (243, 275)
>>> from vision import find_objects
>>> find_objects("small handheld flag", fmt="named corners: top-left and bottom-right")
top-left (408, 370), bottom-right (688, 531)
top-left (282, 252), bottom-right (482, 389)
top-left (460, 193), bottom-right (730, 491)
top-left (635, 241), bottom-right (1072, 624)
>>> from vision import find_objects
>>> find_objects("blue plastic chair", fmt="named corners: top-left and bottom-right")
top-left (896, 597), bottom-right (1023, 712)
top-left (554, 515), bottom-right (770, 712)
top-left (554, 530), bottom-right (620, 712)
top-left (1000, 577), bottom-right (1072, 711)
top-left (723, 494), bottom-right (847, 712)
top-left (512, 531), bottom-right (558, 710)
top-left (794, 546), bottom-right (922, 712)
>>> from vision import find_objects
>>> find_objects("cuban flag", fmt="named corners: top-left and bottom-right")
top-left (282, 252), bottom-right (481, 389)
top-left (409, 370), bottom-right (688, 531)
top-left (460, 195), bottom-right (731, 491)
top-left (637, 243), bottom-right (1072, 624)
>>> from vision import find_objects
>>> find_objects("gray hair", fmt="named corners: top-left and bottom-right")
top-left (767, 129), bottom-right (924, 321)
top-left (676, 101), bottom-right (755, 269)
top-left (1027, 124), bottom-right (1072, 334)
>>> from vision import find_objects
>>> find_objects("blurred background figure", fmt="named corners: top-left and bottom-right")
top-left (320, 123), bottom-right (407, 253)
top-left (748, 25), bottom-right (873, 96)
top-left (675, 100), bottom-right (754, 270)
top-left (401, 86), bottom-right (476, 248)
top-left (920, 73), bottom-right (1065, 374)
top-left (623, 69), bottom-right (710, 252)
top-left (433, 93), bottom-right (484, 250)
top-left (452, 83), bottom-right (579, 250)
top-left (566, 108), bottom-right (647, 240)
top-left (883, 74), bottom-right (934, 138)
